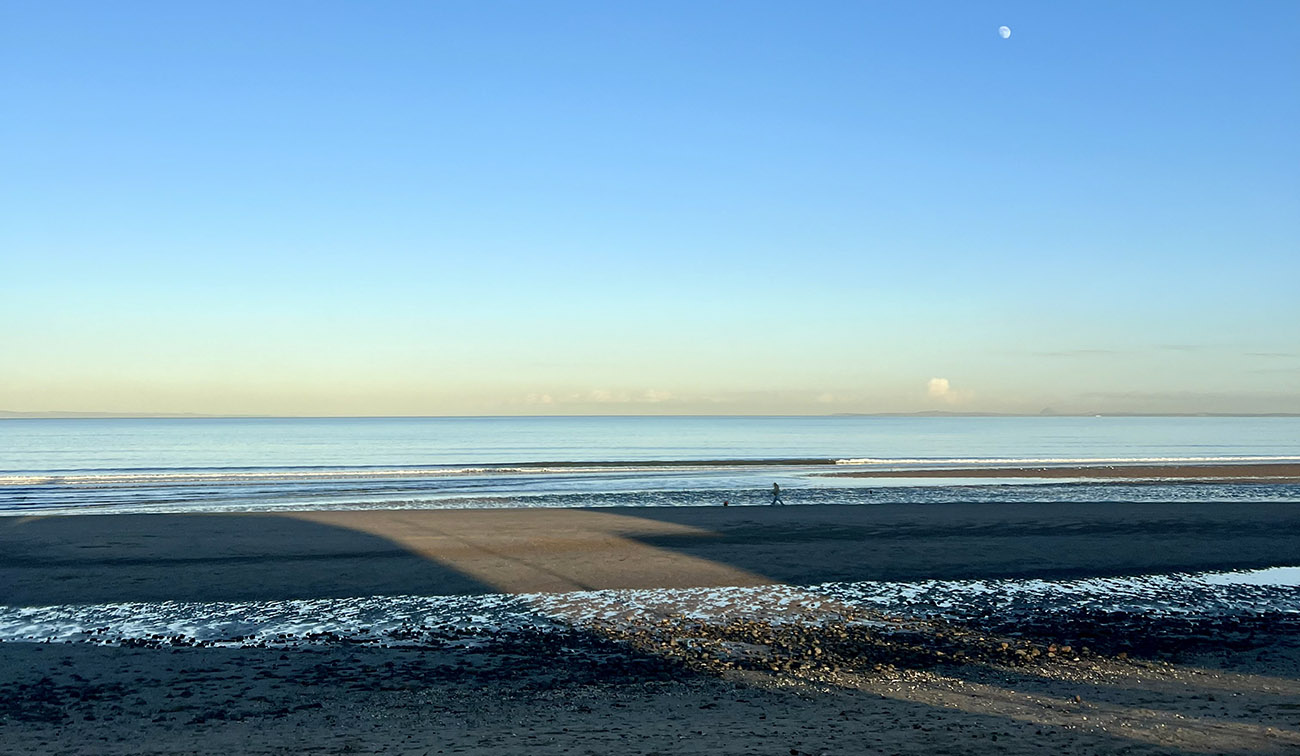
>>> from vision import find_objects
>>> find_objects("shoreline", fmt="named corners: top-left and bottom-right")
top-left (828, 461), bottom-right (1300, 481)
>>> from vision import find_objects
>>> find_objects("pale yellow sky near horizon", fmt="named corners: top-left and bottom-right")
top-left (4, 367), bottom-right (1297, 417)
top-left (4, 294), bottom-right (1297, 416)
top-left (4, 307), bottom-right (1297, 416)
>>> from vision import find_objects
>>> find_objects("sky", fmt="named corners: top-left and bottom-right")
top-left (2, 1), bottom-right (1298, 416)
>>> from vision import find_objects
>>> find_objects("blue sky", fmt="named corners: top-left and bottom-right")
top-left (2, 1), bottom-right (1298, 415)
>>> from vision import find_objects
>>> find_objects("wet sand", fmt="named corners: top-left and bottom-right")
top-left (4, 503), bottom-right (1300, 754)
top-left (5, 502), bottom-right (1300, 604)
top-left (827, 462), bottom-right (1300, 481)
top-left (2, 628), bottom-right (1298, 755)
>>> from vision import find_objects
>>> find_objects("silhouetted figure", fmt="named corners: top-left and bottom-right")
top-left (771, 482), bottom-right (784, 505)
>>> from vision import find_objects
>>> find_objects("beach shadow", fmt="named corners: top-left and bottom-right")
top-left (614, 501), bottom-right (1300, 582)
top-left (0, 513), bottom-right (496, 604)
top-left (7, 501), bottom-right (1300, 603)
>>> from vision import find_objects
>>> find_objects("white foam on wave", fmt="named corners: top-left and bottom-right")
top-left (834, 456), bottom-right (1300, 467)
top-left (8, 456), bottom-right (1297, 487)
top-left (1199, 566), bottom-right (1300, 587)
top-left (2, 568), bottom-right (1296, 646)
top-left (0, 465), bottom-right (721, 488)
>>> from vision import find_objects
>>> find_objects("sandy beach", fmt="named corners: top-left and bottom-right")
top-left (6, 502), bottom-right (1300, 603)
top-left (2, 502), bottom-right (1300, 753)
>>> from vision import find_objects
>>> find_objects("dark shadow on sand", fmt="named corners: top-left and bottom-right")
top-left (615, 500), bottom-right (1300, 582)
top-left (0, 514), bottom-right (495, 604)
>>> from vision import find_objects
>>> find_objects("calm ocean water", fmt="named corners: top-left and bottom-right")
top-left (2, 416), bottom-right (1299, 515)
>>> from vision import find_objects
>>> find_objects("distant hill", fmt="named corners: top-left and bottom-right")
top-left (0, 411), bottom-right (231, 418)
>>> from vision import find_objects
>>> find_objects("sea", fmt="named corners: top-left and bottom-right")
top-left (3, 415), bottom-right (1299, 645)
top-left (3, 415), bottom-right (1300, 516)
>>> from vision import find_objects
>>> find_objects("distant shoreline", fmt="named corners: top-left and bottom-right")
top-left (827, 462), bottom-right (1300, 482)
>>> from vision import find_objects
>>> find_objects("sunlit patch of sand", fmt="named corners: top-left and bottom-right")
top-left (288, 509), bottom-right (774, 593)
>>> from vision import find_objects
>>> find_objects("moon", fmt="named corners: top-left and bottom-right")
top-left (998, 25), bottom-right (1011, 39)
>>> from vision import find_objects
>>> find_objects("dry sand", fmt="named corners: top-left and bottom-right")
top-left (3, 501), bottom-right (1300, 754)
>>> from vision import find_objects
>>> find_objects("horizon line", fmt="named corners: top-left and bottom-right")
top-left (4, 411), bottom-right (1300, 420)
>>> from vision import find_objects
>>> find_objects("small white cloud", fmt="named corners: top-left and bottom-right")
top-left (641, 389), bottom-right (675, 403)
top-left (927, 377), bottom-right (972, 404)
top-left (525, 393), bottom-right (554, 405)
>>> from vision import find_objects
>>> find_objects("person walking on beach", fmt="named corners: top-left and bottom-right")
top-left (771, 482), bottom-right (784, 505)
